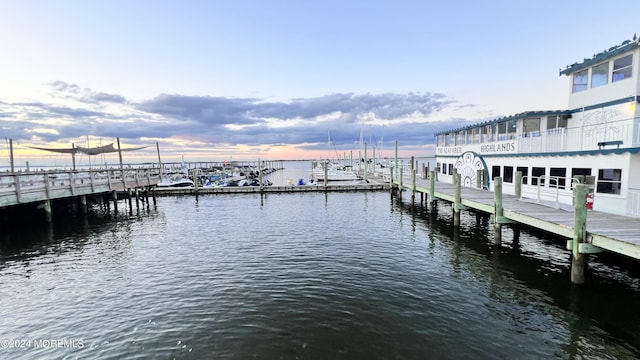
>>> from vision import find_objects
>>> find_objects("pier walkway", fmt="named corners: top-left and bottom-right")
top-left (154, 182), bottom-right (389, 195)
top-left (0, 167), bottom-right (160, 209)
top-left (394, 173), bottom-right (640, 261)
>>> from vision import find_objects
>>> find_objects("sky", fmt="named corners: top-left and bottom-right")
top-left (2, 0), bottom-right (640, 167)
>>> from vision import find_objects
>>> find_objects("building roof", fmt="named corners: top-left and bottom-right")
top-left (559, 35), bottom-right (640, 76)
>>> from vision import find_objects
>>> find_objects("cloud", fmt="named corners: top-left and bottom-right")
top-left (48, 80), bottom-right (127, 104)
top-left (0, 82), bottom-right (480, 156)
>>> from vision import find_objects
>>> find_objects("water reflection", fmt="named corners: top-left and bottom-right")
top-left (0, 192), bottom-right (638, 359)
top-left (393, 195), bottom-right (640, 358)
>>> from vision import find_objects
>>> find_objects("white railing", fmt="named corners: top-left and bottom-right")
top-left (0, 167), bottom-right (160, 206)
top-left (519, 175), bottom-right (583, 209)
top-left (518, 118), bottom-right (636, 153)
top-left (627, 188), bottom-right (640, 217)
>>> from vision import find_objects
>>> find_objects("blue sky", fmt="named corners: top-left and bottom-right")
top-left (2, 0), bottom-right (640, 165)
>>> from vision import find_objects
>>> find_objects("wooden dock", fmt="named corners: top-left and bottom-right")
top-left (0, 167), bottom-right (160, 221)
top-left (153, 182), bottom-right (390, 196)
top-left (393, 167), bottom-right (640, 283)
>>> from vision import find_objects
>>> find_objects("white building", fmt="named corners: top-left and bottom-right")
top-left (435, 35), bottom-right (640, 217)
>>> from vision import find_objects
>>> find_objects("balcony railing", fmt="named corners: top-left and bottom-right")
top-left (519, 118), bottom-right (637, 153)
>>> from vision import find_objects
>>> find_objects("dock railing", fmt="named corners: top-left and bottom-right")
top-left (0, 167), bottom-right (160, 207)
top-left (519, 175), bottom-right (583, 209)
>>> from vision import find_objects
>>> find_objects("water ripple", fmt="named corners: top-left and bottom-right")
top-left (0, 191), bottom-right (638, 359)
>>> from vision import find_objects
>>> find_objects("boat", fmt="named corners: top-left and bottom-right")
top-left (311, 161), bottom-right (361, 181)
top-left (156, 175), bottom-right (195, 188)
top-left (434, 34), bottom-right (640, 217)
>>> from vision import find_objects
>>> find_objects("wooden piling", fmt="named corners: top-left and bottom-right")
top-left (515, 171), bottom-right (522, 198)
top-left (43, 200), bottom-right (52, 223)
top-left (571, 184), bottom-right (589, 284)
top-left (454, 172), bottom-right (461, 226)
top-left (112, 189), bottom-right (118, 213)
top-left (127, 189), bottom-right (133, 214)
top-left (79, 195), bottom-right (87, 215)
top-left (323, 162), bottom-right (328, 187)
top-left (493, 177), bottom-right (503, 245)
top-left (429, 170), bottom-right (436, 211)
top-left (399, 163), bottom-right (403, 190)
top-left (453, 172), bottom-right (462, 226)
top-left (410, 156), bottom-right (416, 202)
top-left (390, 166), bottom-right (395, 195)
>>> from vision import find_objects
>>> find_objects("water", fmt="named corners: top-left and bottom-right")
top-left (1, 164), bottom-right (639, 359)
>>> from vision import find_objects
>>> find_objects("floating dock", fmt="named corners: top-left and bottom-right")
top-left (154, 182), bottom-right (389, 195)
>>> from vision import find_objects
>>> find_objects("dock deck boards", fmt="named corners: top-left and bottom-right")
top-left (397, 176), bottom-right (640, 259)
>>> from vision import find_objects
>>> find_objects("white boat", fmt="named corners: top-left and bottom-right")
top-left (434, 34), bottom-right (640, 217)
top-left (311, 161), bottom-right (361, 181)
top-left (156, 175), bottom-right (194, 188)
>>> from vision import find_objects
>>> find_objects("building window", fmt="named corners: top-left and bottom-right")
top-left (497, 120), bottom-right (516, 141)
top-left (523, 118), bottom-right (541, 137)
top-left (456, 131), bottom-right (465, 145)
top-left (612, 54), bottom-right (632, 82)
top-left (573, 69), bottom-right (588, 92)
top-left (549, 167), bottom-right (566, 189)
top-left (437, 135), bottom-right (445, 147)
top-left (547, 115), bottom-right (568, 134)
top-left (482, 124), bottom-right (495, 142)
top-left (442, 163), bottom-right (447, 174)
top-left (597, 169), bottom-right (622, 194)
top-left (517, 166), bottom-right (528, 185)
top-left (503, 166), bottom-right (514, 183)
top-left (532, 167), bottom-right (545, 186)
top-left (492, 165), bottom-right (501, 180)
top-left (497, 121), bottom-right (507, 140)
top-left (445, 133), bottom-right (453, 146)
top-left (472, 127), bottom-right (480, 144)
top-left (591, 62), bottom-right (609, 88)
top-left (448, 163), bottom-right (454, 175)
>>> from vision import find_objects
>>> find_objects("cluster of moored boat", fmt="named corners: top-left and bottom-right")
top-left (157, 165), bottom-right (277, 189)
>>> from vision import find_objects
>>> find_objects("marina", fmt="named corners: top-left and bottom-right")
top-left (4, 3), bottom-right (640, 358)
top-left (0, 189), bottom-right (639, 359)
top-left (1, 32), bottom-right (640, 359)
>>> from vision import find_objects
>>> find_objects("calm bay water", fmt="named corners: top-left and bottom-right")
top-left (1, 162), bottom-right (640, 359)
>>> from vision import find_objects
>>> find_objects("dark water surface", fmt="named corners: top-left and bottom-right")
top-left (1, 177), bottom-right (640, 359)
